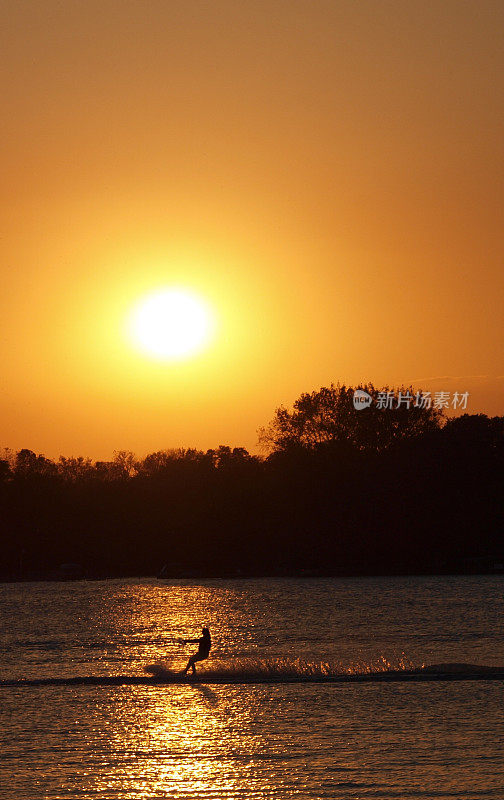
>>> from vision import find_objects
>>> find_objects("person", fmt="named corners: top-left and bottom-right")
top-left (182, 627), bottom-right (211, 675)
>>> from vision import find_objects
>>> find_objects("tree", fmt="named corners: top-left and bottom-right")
top-left (112, 450), bottom-right (138, 478)
top-left (14, 448), bottom-right (58, 478)
top-left (442, 413), bottom-right (504, 455)
top-left (206, 445), bottom-right (256, 469)
top-left (258, 383), bottom-right (444, 455)
top-left (57, 456), bottom-right (94, 482)
top-left (0, 459), bottom-right (11, 482)
top-left (136, 448), bottom-right (211, 477)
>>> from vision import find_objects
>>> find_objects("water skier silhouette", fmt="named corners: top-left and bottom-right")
top-left (182, 627), bottom-right (211, 675)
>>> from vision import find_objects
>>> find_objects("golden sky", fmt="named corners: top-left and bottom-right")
top-left (1, 0), bottom-right (503, 459)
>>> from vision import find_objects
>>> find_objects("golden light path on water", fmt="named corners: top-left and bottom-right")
top-left (66, 681), bottom-right (371, 799)
top-left (2, 577), bottom-right (504, 799)
top-left (74, 581), bottom-right (399, 798)
top-left (81, 685), bottom-right (269, 798)
top-left (102, 686), bottom-right (258, 798)
top-left (80, 583), bottom-right (274, 797)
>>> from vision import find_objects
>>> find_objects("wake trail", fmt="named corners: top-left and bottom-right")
top-left (2, 663), bottom-right (504, 687)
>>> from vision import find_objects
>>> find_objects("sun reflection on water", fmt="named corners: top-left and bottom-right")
top-left (88, 684), bottom-right (273, 799)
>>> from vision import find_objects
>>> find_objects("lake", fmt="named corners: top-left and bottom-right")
top-left (1, 576), bottom-right (503, 799)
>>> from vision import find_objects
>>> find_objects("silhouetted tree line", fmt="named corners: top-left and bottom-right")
top-left (1, 384), bottom-right (503, 580)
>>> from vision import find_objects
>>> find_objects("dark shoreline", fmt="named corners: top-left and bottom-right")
top-left (2, 567), bottom-right (504, 584)
top-left (3, 413), bottom-right (503, 585)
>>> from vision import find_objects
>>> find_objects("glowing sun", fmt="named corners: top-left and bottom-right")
top-left (129, 288), bottom-right (214, 360)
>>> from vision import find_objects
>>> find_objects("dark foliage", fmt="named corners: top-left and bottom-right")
top-left (1, 387), bottom-right (503, 580)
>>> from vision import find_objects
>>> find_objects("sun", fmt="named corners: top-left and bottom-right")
top-left (129, 288), bottom-right (214, 360)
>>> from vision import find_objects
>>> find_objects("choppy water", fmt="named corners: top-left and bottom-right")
top-left (1, 576), bottom-right (503, 798)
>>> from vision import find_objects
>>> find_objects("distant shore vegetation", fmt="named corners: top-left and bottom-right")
top-left (1, 384), bottom-right (503, 580)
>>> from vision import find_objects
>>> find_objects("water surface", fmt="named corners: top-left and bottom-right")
top-left (1, 576), bottom-right (503, 798)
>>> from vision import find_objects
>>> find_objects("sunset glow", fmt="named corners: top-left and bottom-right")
top-left (0, 0), bottom-right (502, 459)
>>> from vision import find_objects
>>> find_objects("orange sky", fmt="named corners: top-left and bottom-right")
top-left (1, 0), bottom-right (503, 459)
